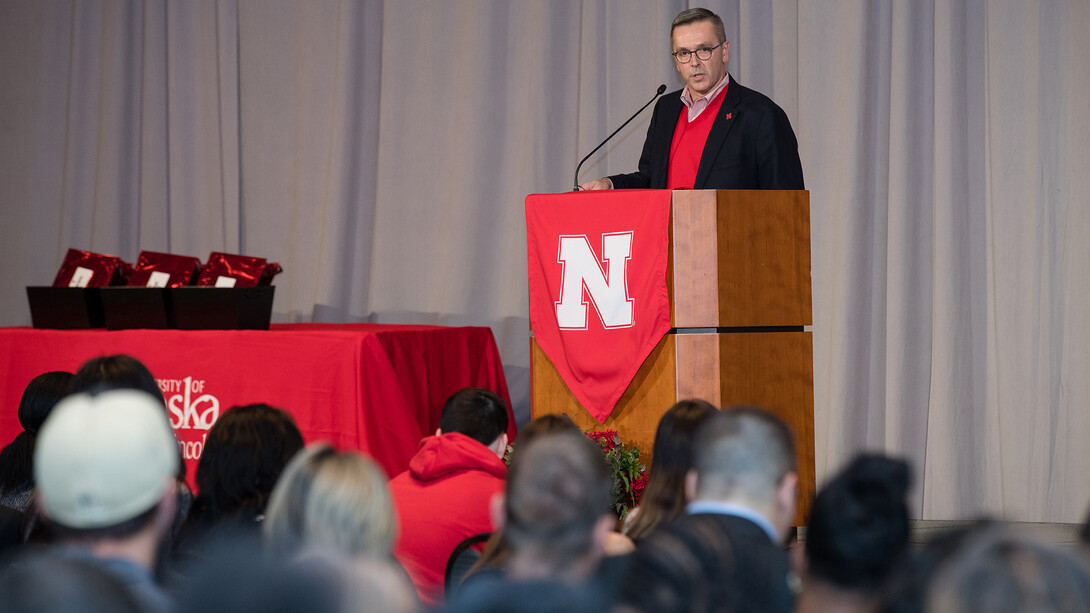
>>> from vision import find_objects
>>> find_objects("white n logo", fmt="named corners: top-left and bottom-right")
top-left (555, 233), bottom-right (634, 330)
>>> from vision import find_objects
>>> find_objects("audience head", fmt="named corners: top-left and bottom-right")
top-left (264, 443), bottom-right (396, 559)
top-left (192, 403), bottom-right (305, 524)
top-left (438, 388), bottom-right (509, 454)
top-left (926, 528), bottom-right (1090, 613)
top-left (876, 519), bottom-right (995, 613)
top-left (174, 536), bottom-right (419, 613)
top-left (463, 413), bottom-right (582, 578)
top-left (0, 550), bottom-right (143, 613)
top-left (33, 389), bottom-right (179, 544)
top-left (17, 371), bottom-right (73, 434)
top-left (299, 549), bottom-right (421, 613)
top-left (1080, 505), bottom-right (1090, 547)
top-left (806, 453), bottom-right (911, 593)
top-left (0, 371), bottom-right (73, 508)
top-left (70, 354), bottom-right (165, 406)
top-left (690, 406), bottom-right (798, 538)
top-left (502, 430), bottom-right (612, 579)
top-left (515, 413), bottom-right (580, 444)
top-left (625, 399), bottom-right (718, 540)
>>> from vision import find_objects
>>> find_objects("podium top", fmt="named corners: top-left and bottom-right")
top-left (669, 189), bottom-right (811, 328)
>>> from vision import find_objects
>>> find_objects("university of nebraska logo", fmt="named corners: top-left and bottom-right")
top-left (555, 232), bottom-right (635, 330)
top-left (159, 376), bottom-right (221, 461)
top-left (525, 190), bottom-right (672, 423)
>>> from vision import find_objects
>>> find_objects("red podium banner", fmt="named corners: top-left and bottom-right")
top-left (526, 190), bottom-right (671, 422)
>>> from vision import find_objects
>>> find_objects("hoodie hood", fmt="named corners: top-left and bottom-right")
top-left (408, 432), bottom-right (506, 482)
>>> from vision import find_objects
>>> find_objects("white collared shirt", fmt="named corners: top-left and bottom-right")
top-left (680, 73), bottom-right (730, 122)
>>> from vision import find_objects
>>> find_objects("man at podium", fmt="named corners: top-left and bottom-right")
top-left (580, 7), bottom-right (804, 192)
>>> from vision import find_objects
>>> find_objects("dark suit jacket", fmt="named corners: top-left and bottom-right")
top-left (616, 511), bottom-right (794, 613)
top-left (609, 75), bottom-right (804, 190)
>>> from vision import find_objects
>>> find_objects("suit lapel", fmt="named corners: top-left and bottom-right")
top-left (694, 75), bottom-right (741, 189)
top-left (655, 93), bottom-right (685, 187)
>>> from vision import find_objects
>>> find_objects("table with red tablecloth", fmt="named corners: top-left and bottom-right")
top-left (0, 324), bottom-right (513, 484)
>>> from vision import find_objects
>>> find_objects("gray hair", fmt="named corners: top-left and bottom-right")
top-left (692, 406), bottom-right (797, 501)
top-left (671, 8), bottom-right (726, 45)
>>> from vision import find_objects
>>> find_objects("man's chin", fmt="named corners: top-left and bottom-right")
top-left (687, 79), bottom-right (709, 92)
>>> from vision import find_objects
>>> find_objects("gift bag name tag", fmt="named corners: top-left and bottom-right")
top-left (146, 271), bottom-right (171, 288)
top-left (69, 267), bottom-right (94, 288)
top-left (214, 276), bottom-right (237, 288)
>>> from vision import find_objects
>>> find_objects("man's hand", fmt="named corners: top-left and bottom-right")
top-left (579, 178), bottom-right (614, 191)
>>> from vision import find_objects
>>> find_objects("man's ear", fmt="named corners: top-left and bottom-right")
top-left (33, 490), bottom-right (50, 520)
top-left (591, 513), bottom-right (617, 556)
top-left (685, 469), bottom-right (699, 501)
top-left (489, 492), bottom-right (506, 531)
top-left (490, 432), bottom-right (509, 459)
top-left (153, 480), bottom-right (179, 534)
top-left (776, 471), bottom-right (799, 536)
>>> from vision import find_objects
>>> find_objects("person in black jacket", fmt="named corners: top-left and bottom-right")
top-left (580, 7), bottom-right (804, 192)
top-left (617, 405), bottom-right (798, 613)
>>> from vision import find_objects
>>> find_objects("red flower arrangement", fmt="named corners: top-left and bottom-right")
top-left (504, 429), bottom-right (648, 519)
top-left (586, 430), bottom-right (647, 518)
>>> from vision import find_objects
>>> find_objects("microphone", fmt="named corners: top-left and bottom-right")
top-left (574, 84), bottom-right (668, 190)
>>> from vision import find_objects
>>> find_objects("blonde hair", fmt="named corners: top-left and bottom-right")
top-left (264, 443), bottom-right (396, 558)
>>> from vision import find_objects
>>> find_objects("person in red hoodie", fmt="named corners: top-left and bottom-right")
top-left (389, 387), bottom-right (509, 606)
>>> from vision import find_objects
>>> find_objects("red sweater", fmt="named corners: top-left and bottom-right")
top-left (389, 432), bottom-right (506, 605)
top-left (666, 90), bottom-right (728, 189)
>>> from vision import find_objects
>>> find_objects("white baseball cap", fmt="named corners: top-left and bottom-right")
top-left (34, 389), bottom-right (179, 529)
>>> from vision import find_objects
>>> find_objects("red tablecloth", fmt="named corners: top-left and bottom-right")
top-left (0, 324), bottom-right (513, 484)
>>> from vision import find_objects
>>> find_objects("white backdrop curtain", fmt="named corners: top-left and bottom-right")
top-left (1, 0), bottom-right (1087, 522)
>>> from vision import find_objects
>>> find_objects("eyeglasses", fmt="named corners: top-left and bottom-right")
top-left (672, 42), bottom-right (724, 63)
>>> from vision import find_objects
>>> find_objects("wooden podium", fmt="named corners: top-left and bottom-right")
top-left (530, 189), bottom-right (815, 524)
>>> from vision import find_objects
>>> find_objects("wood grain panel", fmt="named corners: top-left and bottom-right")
top-left (719, 331), bottom-right (815, 525)
top-left (675, 333), bottom-right (721, 404)
top-left (715, 190), bottom-right (812, 326)
top-left (670, 191), bottom-right (720, 327)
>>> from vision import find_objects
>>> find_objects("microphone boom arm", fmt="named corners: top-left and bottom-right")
top-left (573, 84), bottom-right (667, 190)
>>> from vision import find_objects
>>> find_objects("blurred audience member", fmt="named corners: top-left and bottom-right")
top-left (444, 430), bottom-right (616, 612)
top-left (876, 520), bottom-right (995, 613)
top-left (926, 527), bottom-right (1090, 613)
top-left (175, 403), bottom-right (304, 553)
top-left (0, 549), bottom-right (143, 613)
top-left (622, 399), bottom-right (718, 541)
top-left (1080, 505), bottom-right (1090, 547)
top-left (68, 354), bottom-right (192, 544)
top-left (33, 389), bottom-right (180, 612)
top-left (461, 413), bottom-right (582, 583)
top-left (304, 549), bottom-right (421, 613)
top-left (0, 371), bottom-right (73, 513)
top-left (796, 454), bottom-right (912, 613)
top-left (0, 506), bottom-right (23, 558)
top-left (390, 387), bottom-right (509, 606)
top-left (174, 536), bottom-right (419, 613)
top-left (70, 355), bottom-right (165, 405)
top-left (618, 406), bottom-right (798, 613)
top-left (264, 443), bottom-right (397, 559)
